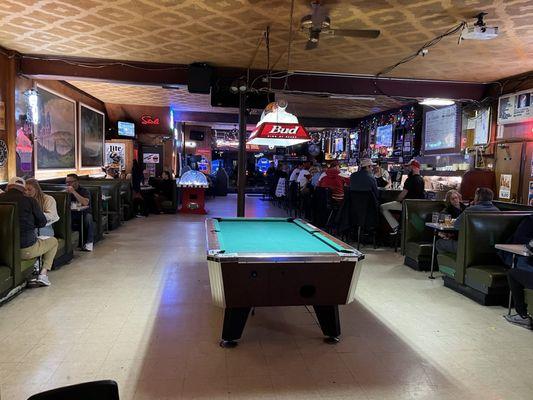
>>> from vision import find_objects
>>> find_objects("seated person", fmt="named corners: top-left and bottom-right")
top-left (66, 174), bottom-right (94, 252)
top-left (349, 158), bottom-right (378, 200)
top-left (25, 178), bottom-right (60, 237)
top-left (318, 161), bottom-right (345, 203)
top-left (442, 189), bottom-right (466, 219)
top-left (0, 177), bottom-right (58, 286)
top-left (373, 163), bottom-right (391, 189)
top-left (505, 259), bottom-right (533, 329)
top-left (498, 215), bottom-right (533, 271)
top-left (436, 187), bottom-right (499, 255)
top-left (289, 163), bottom-right (302, 182)
top-left (154, 170), bottom-right (174, 213)
top-left (380, 159), bottom-right (425, 234)
top-left (296, 161), bottom-right (311, 189)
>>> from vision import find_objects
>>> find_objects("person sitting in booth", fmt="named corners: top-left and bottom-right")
top-left (373, 162), bottom-right (391, 188)
top-left (498, 215), bottom-right (533, 271)
top-left (25, 178), bottom-right (60, 238)
top-left (436, 187), bottom-right (499, 255)
top-left (318, 161), bottom-right (346, 203)
top-left (0, 177), bottom-right (58, 286)
top-left (66, 173), bottom-right (94, 252)
top-left (441, 189), bottom-right (466, 219)
top-left (505, 243), bottom-right (533, 330)
top-left (380, 159), bottom-right (425, 235)
top-left (349, 158), bottom-right (379, 200)
top-left (154, 170), bottom-right (174, 213)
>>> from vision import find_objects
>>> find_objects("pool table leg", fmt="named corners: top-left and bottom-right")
top-left (220, 307), bottom-right (251, 348)
top-left (313, 305), bottom-right (341, 344)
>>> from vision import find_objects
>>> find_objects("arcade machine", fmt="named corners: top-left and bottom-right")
top-left (177, 170), bottom-right (209, 214)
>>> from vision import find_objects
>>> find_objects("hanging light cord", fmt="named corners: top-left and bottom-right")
top-left (284, 0), bottom-right (296, 90)
top-left (376, 21), bottom-right (467, 77)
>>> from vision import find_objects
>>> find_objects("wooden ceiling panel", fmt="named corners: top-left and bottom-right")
top-left (0, 1), bottom-right (531, 82)
top-left (68, 80), bottom-right (408, 119)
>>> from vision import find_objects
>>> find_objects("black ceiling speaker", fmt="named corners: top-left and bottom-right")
top-left (187, 62), bottom-right (213, 94)
top-left (211, 77), bottom-right (275, 109)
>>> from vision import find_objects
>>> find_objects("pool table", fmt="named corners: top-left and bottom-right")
top-left (205, 217), bottom-right (364, 347)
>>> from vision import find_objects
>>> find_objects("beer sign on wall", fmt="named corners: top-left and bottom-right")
top-left (497, 89), bottom-right (533, 125)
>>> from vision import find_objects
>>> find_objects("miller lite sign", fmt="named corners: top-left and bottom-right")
top-left (247, 122), bottom-right (311, 147)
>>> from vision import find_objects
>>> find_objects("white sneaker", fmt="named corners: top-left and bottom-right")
top-left (36, 275), bottom-right (51, 287)
top-left (82, 242), bottom-right (93, 252)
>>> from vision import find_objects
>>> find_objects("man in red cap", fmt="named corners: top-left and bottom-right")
top-left (380, 159), bottom-right (425, 234)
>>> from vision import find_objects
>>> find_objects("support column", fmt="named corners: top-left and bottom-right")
top-left (236, 92), bottom-right (246, 217)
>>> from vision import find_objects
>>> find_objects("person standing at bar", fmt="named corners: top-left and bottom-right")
top-left (380, 159), bottom-right (425, 235)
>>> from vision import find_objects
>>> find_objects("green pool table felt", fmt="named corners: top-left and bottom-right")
top-left (214, 218), bottom-right (343, 254)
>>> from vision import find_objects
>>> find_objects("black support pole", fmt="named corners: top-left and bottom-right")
top-left (236, 91), bottom-right (247, 217)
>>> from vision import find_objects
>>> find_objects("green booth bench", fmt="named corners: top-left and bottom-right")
top-left (437, 211), bottom-right (533, 305)
top-left (0, 203), bottom-right (37, 302)
top-left (40, 183), bottom-right (108, 241)
top-left (44, 191), bottom-right (76, 268)
top-left (401, 199), bottom-right (445, 271)
top-left (79, 180), bottom-right (122, 230)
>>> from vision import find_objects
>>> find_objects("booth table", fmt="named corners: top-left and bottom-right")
top-left (206, 217), bottom-right (364, 347)
top-left (494, 244), bottom-right (533, 315)
top-left (425, 222), bottom-right (457, 280)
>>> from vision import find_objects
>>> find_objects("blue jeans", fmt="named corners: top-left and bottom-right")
top-left (72, 212), bottom-right (95, 245)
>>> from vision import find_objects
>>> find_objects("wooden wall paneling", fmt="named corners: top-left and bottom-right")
top-left (494, 142), bottom-right (524, 202)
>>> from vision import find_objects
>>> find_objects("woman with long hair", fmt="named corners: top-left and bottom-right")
top-left (442, 189), bottom-right (466, 219)
top-left (25, 178), bottom-right (60, 237)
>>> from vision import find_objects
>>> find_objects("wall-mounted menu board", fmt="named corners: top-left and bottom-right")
top-left (498, 89), bottom-right (533, 125)
top-left (423, 104), bottom-right (461, 155)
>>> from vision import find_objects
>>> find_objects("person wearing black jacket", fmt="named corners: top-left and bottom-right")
top-left (0, 177), bottom-right (58, 287)
top-left (154, 171), bottom-right (174, 213)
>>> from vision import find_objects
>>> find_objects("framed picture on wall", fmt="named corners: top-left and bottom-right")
top-left (79, 103), bottom-right (105, 169)
top-left (35, 84), bottom-right (76, 170)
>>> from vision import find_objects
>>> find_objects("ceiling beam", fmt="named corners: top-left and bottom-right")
top-left (173, 111), bottom-right (354, 128)
top-left (19, 54), bottom-right (489, 100)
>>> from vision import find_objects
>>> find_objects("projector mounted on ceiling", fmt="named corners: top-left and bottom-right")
top-left (461, 12), bottom-right (498, 40)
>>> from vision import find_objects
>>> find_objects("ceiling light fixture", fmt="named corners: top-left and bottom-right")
top-left (329, 95), bottom-right (376, 101)
top-left (419, 98), bottom-right (455, 106)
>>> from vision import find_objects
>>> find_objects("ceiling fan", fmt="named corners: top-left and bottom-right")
top-left (300, 0), bottom-right (381, 50)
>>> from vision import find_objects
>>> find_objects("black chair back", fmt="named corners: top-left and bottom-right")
top-left (349, 191), bottom-right (379, 230)
top-left (27, 380), bottom-right (119, 400)
top-left (311, 186), bottom-right (331, 228)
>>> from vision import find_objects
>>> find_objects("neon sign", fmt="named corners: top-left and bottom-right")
top-left (140, 115), bottom-right (160, 125)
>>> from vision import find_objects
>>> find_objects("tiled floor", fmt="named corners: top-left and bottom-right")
top-left (1, 194), bottom-right (532, 400)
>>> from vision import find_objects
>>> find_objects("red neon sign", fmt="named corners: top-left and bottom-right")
top-left (140, 115), bottom-right (160, 125)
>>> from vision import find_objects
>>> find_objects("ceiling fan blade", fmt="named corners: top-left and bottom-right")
top-left (329, 29), bottom-right (381, 39)
top-left (305, 40), bottom-right (319, 50)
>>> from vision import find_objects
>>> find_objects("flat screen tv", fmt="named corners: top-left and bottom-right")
top-left (334, 138), bottom-right (344, 152)
top-left (376, 124), bottom-right (393, 147)
top-left (118, 121), bottom-right (135, 137)
top-left (423, 104), bottom-right (461, 155)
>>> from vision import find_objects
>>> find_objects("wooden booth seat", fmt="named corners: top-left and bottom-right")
top-left (0, 203), bottom-right (37, 300)
top-left (402, 199), bottom-right (445, 271)
top-left (440, 211), bottom-right (533, 305)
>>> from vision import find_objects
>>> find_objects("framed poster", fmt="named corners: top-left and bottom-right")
top-left (499, 174), bottom-right (512, 199)
top-left (79, 103), bottom-right (105, 168)
top-left (105, 142), bottom-right (125, 170)
top-left (35, 85), bottom-right (76, 170)
top-left (143, 153), bottom-right (160, 164)
top-left (497, 89), bottom-right (533, 125)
